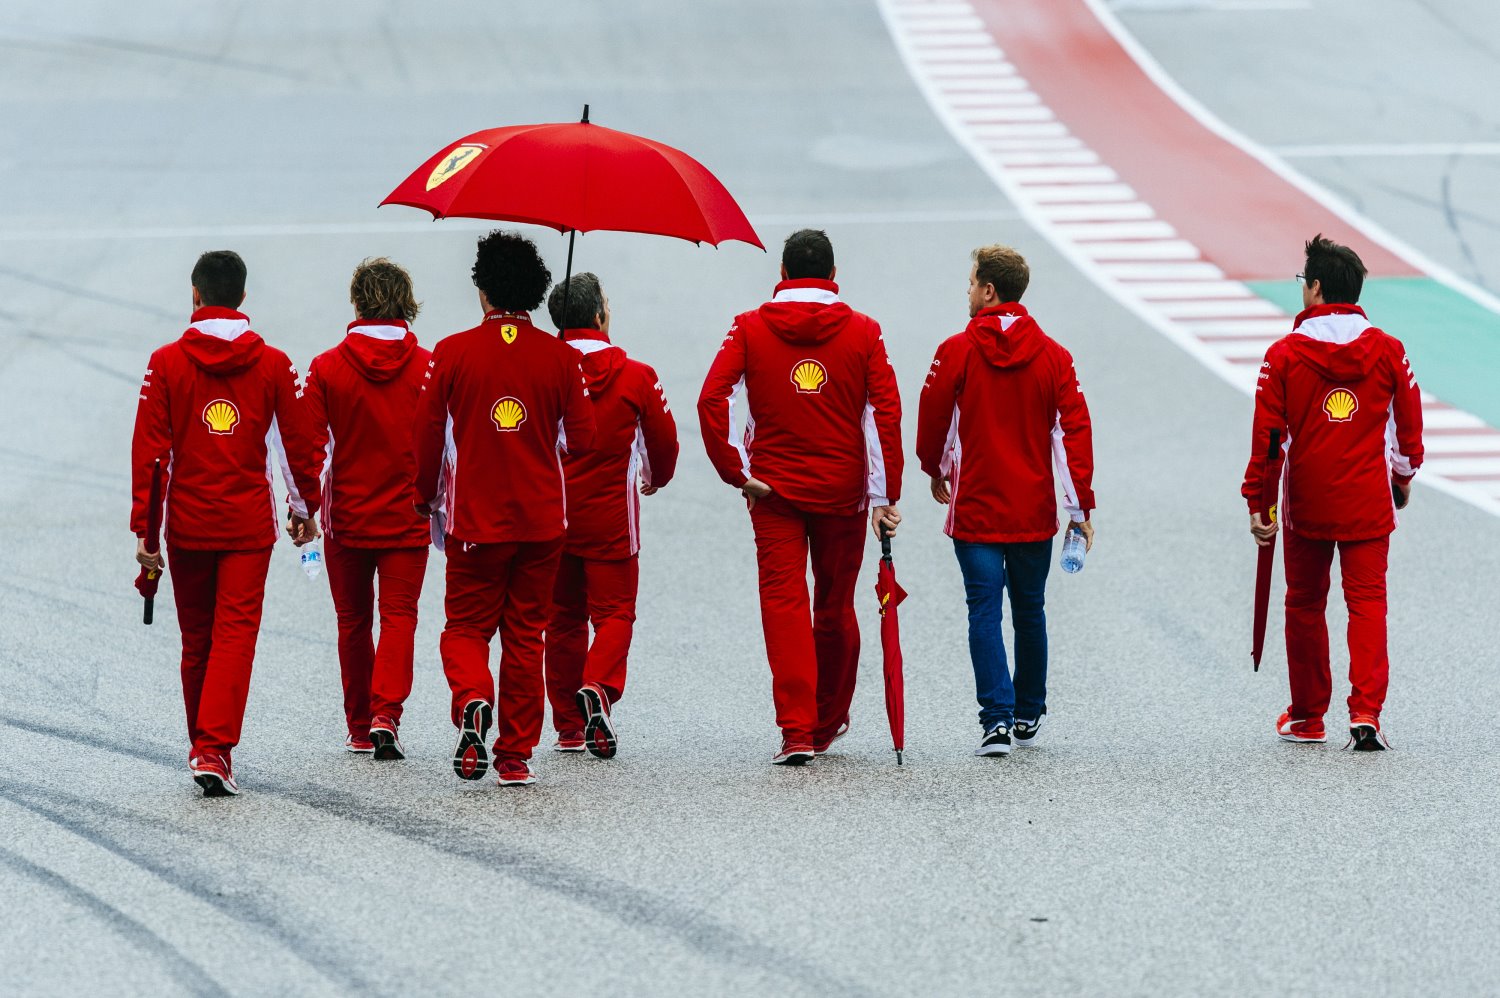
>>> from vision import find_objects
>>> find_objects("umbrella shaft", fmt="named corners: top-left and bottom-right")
top-left (558, 229), bottom-right (577, 338)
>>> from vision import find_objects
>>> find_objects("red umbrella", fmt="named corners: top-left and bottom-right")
top-left (381, 106), bottom-right (763, 325)
top-left (134, 458), bottom-right (164, 625)
top-left (1251, 429), bottom-right (1283, 671)
top-left (874, 530), bottom-right (907, 764)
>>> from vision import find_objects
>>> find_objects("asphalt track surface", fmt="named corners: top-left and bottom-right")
top-left (2, 2), bottom-right (1498, 995)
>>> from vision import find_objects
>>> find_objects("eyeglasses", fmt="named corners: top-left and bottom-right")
top-left (1295, 273), bottom-right (1308, 285)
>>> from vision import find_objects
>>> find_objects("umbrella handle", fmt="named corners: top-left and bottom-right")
top-left (878, 522), bottom-right (892, 559)
top-left (144, 596), bottom-right (154, 626)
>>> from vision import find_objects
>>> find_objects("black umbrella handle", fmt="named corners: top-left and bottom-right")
top-left (143, 596), bottom-right (154, 626)
top-left (878, 523), bottom-right (892, 560)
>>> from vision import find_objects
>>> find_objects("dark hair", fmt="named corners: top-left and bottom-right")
top-left (350, 257), bottom-right (421, 322)
top-left (972, 244), bottom-right (1030, 302)
top-left (471, 230), bottom-right (551, 313)
top-left (1304, 233), bottom-right (1366, 304)
top-left (547, 272), bottom-right (605, 331)
top-left (782, 229), bottom-right (835, 280)
top-left (191, 250), bottom-right (247, 308)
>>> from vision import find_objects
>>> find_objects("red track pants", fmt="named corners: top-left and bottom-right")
top-left (440, 536), bottom-right (562, 761)
top-left (749, 495), bottom-right (866, 745)
top-left (324, 535), bottom-right (428, 736)
top-left (1283, 529), bottom-right (1391, 721)
top-left (545, 553), bottom-right (639, 732)
top-left (167, 545), bottom-right (273, 762)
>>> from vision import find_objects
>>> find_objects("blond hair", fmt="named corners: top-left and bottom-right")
top-left (350, 257), bottom-right (421, 322)
top-left (972, 245), bottom-right (1030, 302)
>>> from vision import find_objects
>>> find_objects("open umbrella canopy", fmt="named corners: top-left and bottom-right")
top-left (380, 113), bottom-right (763, 249)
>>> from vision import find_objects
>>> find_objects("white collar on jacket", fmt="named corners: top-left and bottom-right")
top-left (348, 323), bottom-right (408, 341)
top-left (192, 317), bottom-right (250, 341)
top-left (568, 338), bottom-right (615, 355)
top-left (772, 287), bottom-right (840, 305)
top-left (1297, 311), bottom-right (1369, 345)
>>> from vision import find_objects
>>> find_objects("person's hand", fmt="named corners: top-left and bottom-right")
top-left (1070, 519), bottom-right (1094, 552)
top-left (1393, 479), bottom-right (1411, 510)
top-left (741, 477), bottom-right (772, 510)
top-left (286, 513), bottom-right (321, 547)
top-left (135, 538), bottom-right (164, 572)
top-left (1250, 511), bottom-right (1278, 547)
top-left (871, 504), bottom-right (901, 539)
top-left (414, 499), bottom-right (433, 518)
top-left (640, 479), bottom-right (659, 496)
top-left (930, 475), bottom-right (951, 505)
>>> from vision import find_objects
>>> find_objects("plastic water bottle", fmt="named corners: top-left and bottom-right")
top-left (301, 539), bottom-right (323, 580)
top-left (1059, 527), bottom-right (1086, 574)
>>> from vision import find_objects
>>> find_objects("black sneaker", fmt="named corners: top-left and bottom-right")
top-left (975, 724), bottom-right (1012, 757)
top-left (452, 699), bottom-right (493, 780)
top-left (1346, 717), bottom-right (1391, 752)
top-left (1012, 717), bottom-right (1043, 747)
top-left (577, 683), bottom-right (617, 760)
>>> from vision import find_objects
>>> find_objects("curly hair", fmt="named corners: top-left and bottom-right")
top-left (472, 230), bottom-right (552, 313)
top-left (349, 257), bottom-right (420, 322)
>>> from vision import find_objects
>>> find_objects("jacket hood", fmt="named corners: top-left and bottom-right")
top-left (1288, 304), bottom-right (1379, 381)
top-left (563, 329), bottom-right (627, 392)
top-left (181, 307), bottom-right (265, 374)
top-left (964, 304), bottom-right (1045, 369)
top-left (757, 279), bottom-right (855, 345)
top-left (338, 320), bottom-right (418, 382)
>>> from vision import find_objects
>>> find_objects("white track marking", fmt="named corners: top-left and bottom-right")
top-left (879, 0), bottom-right (1500, 517)
top-left (1273, 142), bottom-right (1500, 158)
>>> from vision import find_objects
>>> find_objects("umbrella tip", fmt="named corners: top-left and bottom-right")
top-left (896, 750), bottom-right (903, 766)
top-left (581, 103), bottom-right (590, 124)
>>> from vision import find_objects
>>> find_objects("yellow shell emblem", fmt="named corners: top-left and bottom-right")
top-left (491, 396), bottom-right (527, 431)
top-left (1323, 388), bottom-right (1359, 422)
top-left (500, 323), bottom-right (518, 345)
top-left (791, 359), bottom-right (828, 394)
top-left (425, 144), bottom-right (485, 191)
top-left (202, 398), bottom-right (240, 435)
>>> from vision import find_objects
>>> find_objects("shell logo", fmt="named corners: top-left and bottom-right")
top-left (491, 397), bottom-right (527, 431)
top-left (1323, 388), bottom-right (1359, 422)
top-left (425, 144), bottom-right (485, 191)
top-left (791, 359), bottom-right (829, 394)
top-left (202, 399), bottom-right (240, 435)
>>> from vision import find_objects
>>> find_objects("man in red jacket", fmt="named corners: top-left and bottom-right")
top-left (1244, 235), bottom-right (1423, 751)
top-left (131, 250), bottom-right (323, 797)
top-left (414, 231), bottom-right (595, 787)
top-left (698, 229), bottom-right (903, 766)
top-left (543, 273), bottom-right (678, 759)
top-left (916, 245), bottom-right (1094, 757)
top-left (306, 258), bottom-right (431, 761)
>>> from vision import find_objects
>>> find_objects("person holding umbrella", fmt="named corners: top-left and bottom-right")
top-left (131, 250), bottom-right (323, 797)
top-left (414, 230), bottom-right (595, 787)
top-left (697, 229), bottom-right (904, 766)
top-left (915, 245), bottom-right (1094, 757)
top-left (304, 258), bottom-right (431, 760)
top-left (1243, 235), bottom-right (1424, 751)
top-left (543, 273), bottom-right (678, 759)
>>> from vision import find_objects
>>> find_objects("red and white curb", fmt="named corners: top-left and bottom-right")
top-left (878, 0), bottom-right (1500, 517)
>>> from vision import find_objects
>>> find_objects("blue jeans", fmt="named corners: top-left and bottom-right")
top-left (953, 538), bottom-right (1051, 731)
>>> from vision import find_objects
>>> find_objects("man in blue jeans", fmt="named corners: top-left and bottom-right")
top-left (915, 245), bottom-right (1095, 755)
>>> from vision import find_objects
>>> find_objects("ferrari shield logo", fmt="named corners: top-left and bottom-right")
top-left (425, 144), bottom-right (485, 191)
top-left (501, 323), bottom-right (518, 344)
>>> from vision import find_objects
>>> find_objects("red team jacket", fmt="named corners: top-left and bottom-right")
top-left (131, 307), bottom-right (323, 550)
top-left (560, 329), bottom-right (679, 559)
top-left (697, 279), bottom-right (903, 515)
top-left (305, 320), bottom-right (432, 548)
top-left (1242, 304), bottom-right (1423, 541)
top-left (915, 304), bottom-right (1094, 543)
top-left (413, 311), bottom-right (595, 546)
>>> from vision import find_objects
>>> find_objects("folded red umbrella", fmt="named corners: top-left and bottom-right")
top-left (381, 106), bottom-right (763, 325)
top-left (874, 530), bottom-right (907, 765)
top-left (134, 458), bottom-right (164, 626)
top-left (1251, 429), bottom-right (1283, 671)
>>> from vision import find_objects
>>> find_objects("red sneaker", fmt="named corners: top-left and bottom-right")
top-left (1347, 715), bottom-right (1391, 751)
top-left (813, 720), bottom-right (850, 756)
top-left (771, 741), bottom-right (815, 766)
top-left (369, 716), bottom-right (404, 761)
top-left (190, 754), bottom-right (240, 797)
top-left (553, 731), bottom-right (586, 753)
top-left (1276, 712), bottom-right (1327, 743)
top-left (345, 733), bottom-right (375, 754)
top-left (576, 683), bottom-right (617, 760)
top-left (495, 758), bottom-right (537, 786)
